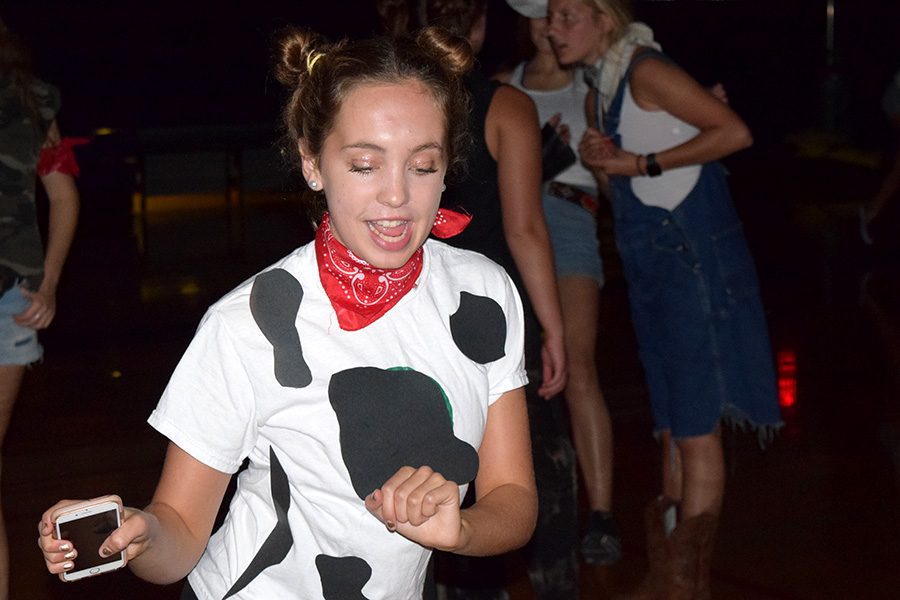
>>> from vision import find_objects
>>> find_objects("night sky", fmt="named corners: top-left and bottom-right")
top-left (3, 0), bottom-right (899, 150)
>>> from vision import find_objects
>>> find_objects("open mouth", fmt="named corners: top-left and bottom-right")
top-left (367, 219), bottom-right (410, 243)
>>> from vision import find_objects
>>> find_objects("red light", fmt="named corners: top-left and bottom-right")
top-left (777, 349), bottom-right (797, 409)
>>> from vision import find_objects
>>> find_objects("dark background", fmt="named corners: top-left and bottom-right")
top-left (2, 0), bottom-right (899, 150)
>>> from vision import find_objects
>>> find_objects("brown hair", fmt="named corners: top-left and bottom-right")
top-left (275, 26), bottom-right (474, 202)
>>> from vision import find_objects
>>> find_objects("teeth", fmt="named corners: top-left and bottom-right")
top-left (368, 220), bottom-right (408, 242)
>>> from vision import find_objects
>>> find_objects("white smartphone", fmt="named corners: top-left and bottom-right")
top-left (52, 495), bottom-right (127, 582)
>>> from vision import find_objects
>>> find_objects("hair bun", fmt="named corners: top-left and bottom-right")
top-left (274, 27), bottom-right (325, 87)
top-left (416, 26), bottom-right (475, 76)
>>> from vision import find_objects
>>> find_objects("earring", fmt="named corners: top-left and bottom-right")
top-left (441, 183), bottom-right (446, 192)
top-left (309, 180), bottom-right (318, 190)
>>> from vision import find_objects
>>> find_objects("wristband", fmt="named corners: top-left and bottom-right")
top-left (645, 152), bottom-right (662, 177)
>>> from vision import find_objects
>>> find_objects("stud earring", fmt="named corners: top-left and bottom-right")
top-left (309, 180), bottom-right (318, 190)
top-left (441, 183), bottom-right (446, 192)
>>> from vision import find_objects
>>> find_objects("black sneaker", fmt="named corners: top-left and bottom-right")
top-left (580, 511), bottom-right (622, 566)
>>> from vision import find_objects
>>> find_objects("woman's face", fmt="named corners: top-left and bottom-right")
top-left (529, 17), bottom-right (554, 57)
top-left (301, 81), bottom-right (447, 270)
top-left (547, 0), bottom-right (611, 66)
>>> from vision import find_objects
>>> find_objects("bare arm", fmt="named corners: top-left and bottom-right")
top-left (456, 387), bottom-right (537, 554)
top-left (123, 443), bottom-right (231, 583)
top-left (582, 57), bottom-right (752, 177)
top-left (632, 58), bottom-right (751, 166)
top-left (486, 85), bottom-right (567, 398)
top-left (16, 121), bottom-right (79, 330)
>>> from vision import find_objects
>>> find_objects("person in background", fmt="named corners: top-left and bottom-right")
top-left (376, 0), bottom-right (579, 597)
top-left (39, 26), bottom-right (538, 599)
top-left (497, 0), bottom-right (620, 567)
top-left (0, 18), bottom-right (79, 600)
top-left (547, 0), bottom-right (783, 596)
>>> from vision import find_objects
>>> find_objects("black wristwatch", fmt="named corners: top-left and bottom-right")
top-left (645, 153), bottom-right (662, 177)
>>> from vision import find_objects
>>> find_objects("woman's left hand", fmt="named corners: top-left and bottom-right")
top-left (14, 287), bottom-right (56, 330)
top-left (365, 466), bottom-right (463, 551)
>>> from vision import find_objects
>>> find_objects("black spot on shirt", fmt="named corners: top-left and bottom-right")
top-left (250, 268), bottom-right (312, 388)
top-left (449, 292), bottom-right (506, 364)
top-left (329, 367), bottom-right (479, 500)
top-left (315, 554), bottom-right (372, 600)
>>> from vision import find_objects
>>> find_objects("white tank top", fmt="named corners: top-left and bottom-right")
top-left (618, 81), bottom-right (701, 210)
top-left (508, 62), bottom-right (596, 190)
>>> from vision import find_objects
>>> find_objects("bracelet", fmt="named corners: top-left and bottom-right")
top-left (635, 154), bottom-right (645, 176)
top-left (645, 152), bottom-right (662, 177)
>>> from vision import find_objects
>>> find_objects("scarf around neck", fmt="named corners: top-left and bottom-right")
top-left (315, 208), bottom-right (471, 331)
top-left (582, 22), bottom-right (661, 125)
top-left (316, 213), bottom-right (423, 331)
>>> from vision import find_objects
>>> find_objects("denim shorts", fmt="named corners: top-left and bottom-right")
top-left (542, 193), bottom-right (604, 286)
top-left (0, 285), bottom-right (42, 365)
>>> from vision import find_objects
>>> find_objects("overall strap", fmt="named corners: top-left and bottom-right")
top-left (602, 47), bottom-right (672, 142)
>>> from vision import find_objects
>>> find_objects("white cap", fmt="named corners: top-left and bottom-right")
top-left (506, 0), bottom-right (548, 19)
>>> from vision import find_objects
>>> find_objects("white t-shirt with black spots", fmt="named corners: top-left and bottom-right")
top-left (148, 238), bottom-right (527, 600)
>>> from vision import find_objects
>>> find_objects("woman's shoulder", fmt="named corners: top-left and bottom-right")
top-left (489, 83), bottom-right (538, 124)
top-left (628, 49), bottom-right (687, 97)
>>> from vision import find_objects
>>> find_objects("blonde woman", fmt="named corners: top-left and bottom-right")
top-left (547, 0), bottom-right (782, 596)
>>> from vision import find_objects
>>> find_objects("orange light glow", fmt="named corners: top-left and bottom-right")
top-left (777, 349), bottom-right (797, 408)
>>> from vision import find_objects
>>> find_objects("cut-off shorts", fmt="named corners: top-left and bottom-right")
top-left (0, 285), bottom-right (42, 365)
top-left (542, 192), bottom-right (605, 287)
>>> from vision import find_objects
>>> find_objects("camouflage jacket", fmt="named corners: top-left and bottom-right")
top-left (0, 76), bottom-right (60, 290)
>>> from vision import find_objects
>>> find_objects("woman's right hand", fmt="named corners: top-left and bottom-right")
top-left (38, 500), bottom-right (158, 576)
top-left (546, 113), bottom-right (571, 146)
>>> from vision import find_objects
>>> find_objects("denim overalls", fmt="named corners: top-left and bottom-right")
top-left (603, 50), bottom-right (782, 440)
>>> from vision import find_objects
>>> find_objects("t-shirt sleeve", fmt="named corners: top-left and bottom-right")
top-left (486, 270), bottom-right (528, 405)
top-left (148, 307), bottom-right (258, 474)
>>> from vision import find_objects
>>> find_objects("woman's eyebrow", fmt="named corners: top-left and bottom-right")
top-left (341, 141), bottom-right (444, 153)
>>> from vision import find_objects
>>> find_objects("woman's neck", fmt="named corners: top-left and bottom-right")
top-left (522, 51), bottom-right (573, 91)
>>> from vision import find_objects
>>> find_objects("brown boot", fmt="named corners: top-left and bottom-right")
top-left (623, 497), bottom-right (678, 600)
top-left (665, 513), bottom-right (717, 600)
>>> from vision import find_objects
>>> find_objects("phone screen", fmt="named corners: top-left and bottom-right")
top-left (57, 508), bottom-right (120, 569)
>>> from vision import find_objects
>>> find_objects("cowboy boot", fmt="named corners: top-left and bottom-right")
top-left (665, 513), bottom-right (717, 600)
top-left (623, 497), bottom-right (678, 600)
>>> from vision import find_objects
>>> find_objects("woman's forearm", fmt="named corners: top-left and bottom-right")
top-left (127, 502), bottom-right (208, 584)
top-left (652, 122), bottom-right (752, 172)
top-left (505, 221), bottom-right (565, 341)
top-left (453, 482), bottom-right (538, 556)
top-left (38, 172), bottom-right (79, 293)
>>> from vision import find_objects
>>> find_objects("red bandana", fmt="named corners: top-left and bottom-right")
top-left (316, 213), bottom-right (424, 331)
top-left (431, 207), bottom-right (472, 238)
